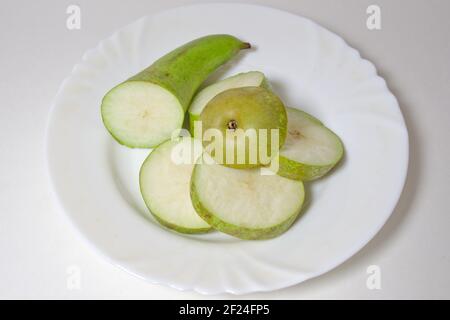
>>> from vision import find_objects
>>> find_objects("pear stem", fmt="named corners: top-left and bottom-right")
top-left (241, 42), bottom-right (251, 49)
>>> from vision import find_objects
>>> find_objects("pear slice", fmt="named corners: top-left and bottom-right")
top-left (277, 107), bottom-right (344, 181)
top-left (191, 155), bottom-right (305, 240)
top-left (188, 71), bottom-right (267, 133)
top-left (139, 137), bottom-right (211, 234)
top-left (199, 87), bottom-right (287, 169)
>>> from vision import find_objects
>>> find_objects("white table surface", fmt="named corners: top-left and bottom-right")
top-left (1, 0), bottom-right (449, 299)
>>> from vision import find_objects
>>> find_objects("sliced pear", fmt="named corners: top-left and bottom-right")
top-left (277, 107), bottom-right (344, 181)
top-left (188, 71), bottom-right (267, 133)
top-left (191, 155), bottom-right (305, 240)
top-left (139, 137), bottom-right (211, 233)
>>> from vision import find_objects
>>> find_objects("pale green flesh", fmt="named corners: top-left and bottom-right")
top-left (277, 107), bottom-right (344, 181)
top-left (102, 82), bottom-right (183, 148)
top-left (191, 155), bottom-right (304, 240)
top-left (140, 137), bottom-right (211, 233)
top-left (189, 71), bottom-right (266, 132)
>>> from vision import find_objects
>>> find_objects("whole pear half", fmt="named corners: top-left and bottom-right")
top-left (199, 87), bottom-right (287, 169)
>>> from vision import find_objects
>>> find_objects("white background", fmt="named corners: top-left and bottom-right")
top-left (1, 0), bottom-right (449, 299)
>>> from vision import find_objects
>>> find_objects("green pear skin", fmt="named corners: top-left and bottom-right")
top-left (101, 34), bottom-right (251, 148)
top-left (129, 35), bottom-right (250, 110)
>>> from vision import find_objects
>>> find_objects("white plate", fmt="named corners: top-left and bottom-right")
top-left (46, 3), bottom-right (408, 294)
